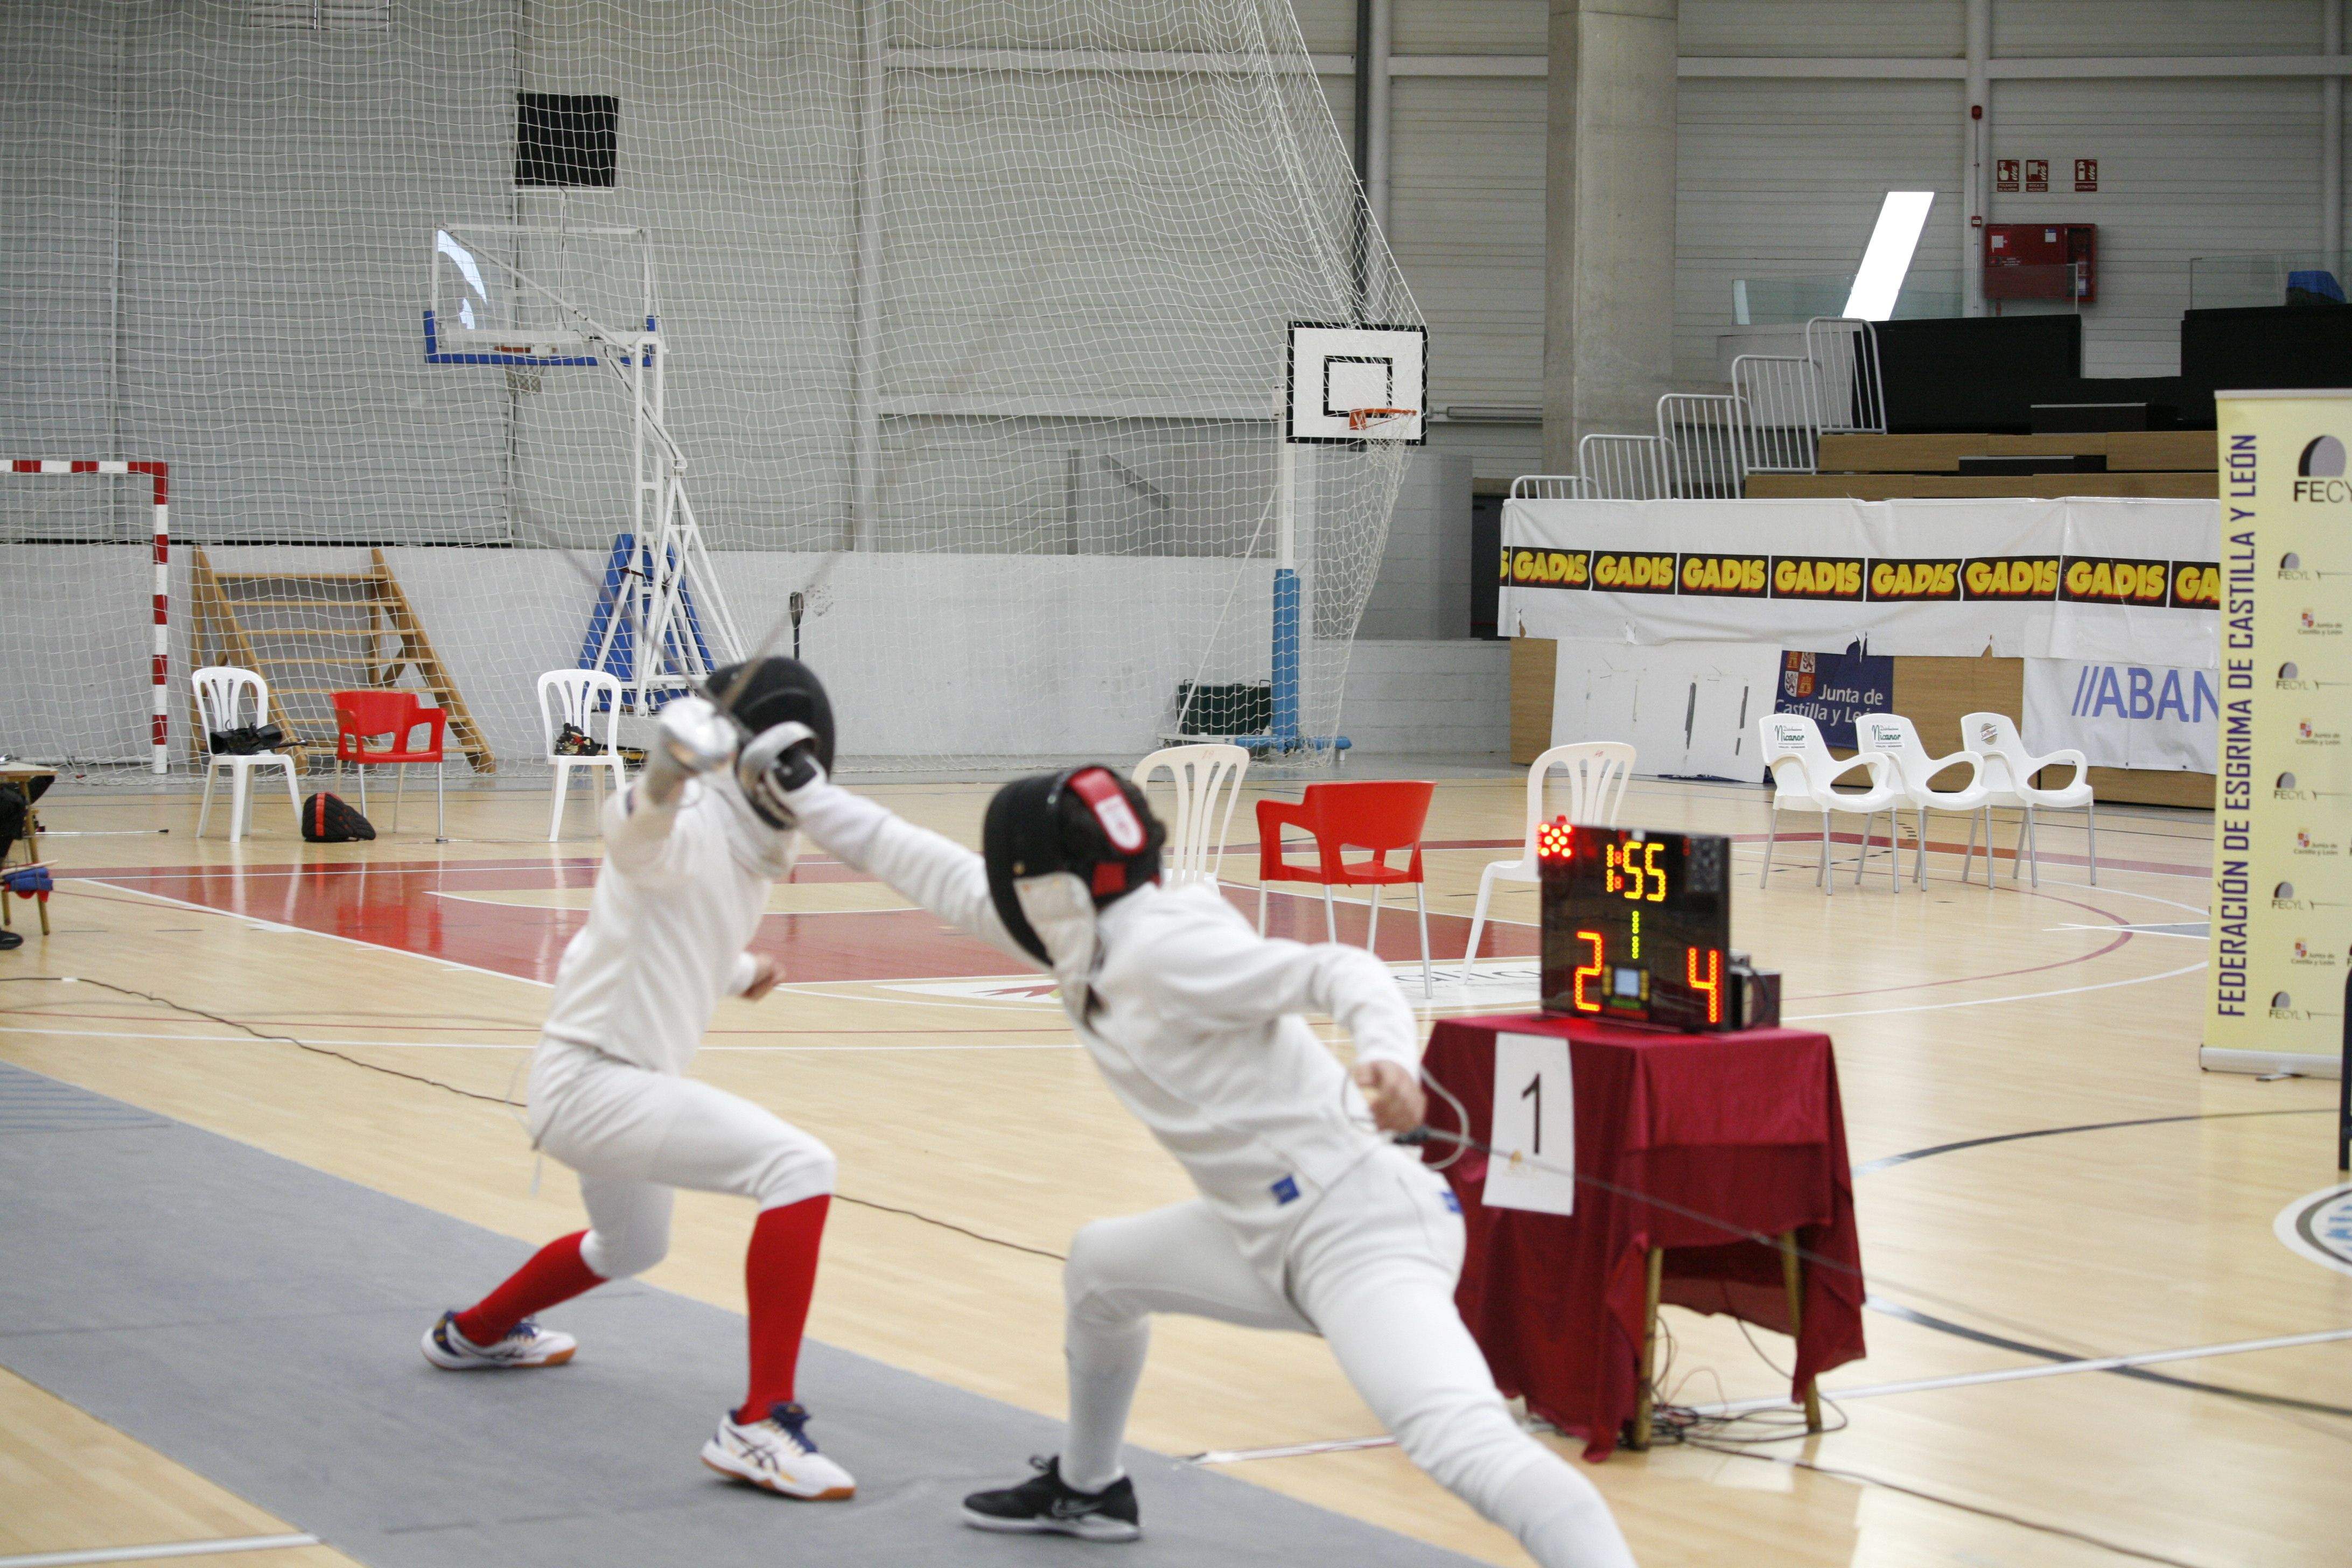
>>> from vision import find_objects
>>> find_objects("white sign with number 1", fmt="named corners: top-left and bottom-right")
top-left (1482, 1032), bottom-right (1577, 1216)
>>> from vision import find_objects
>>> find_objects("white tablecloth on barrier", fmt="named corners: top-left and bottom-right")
top-left (1500, 497), bottom-right (2223, 670)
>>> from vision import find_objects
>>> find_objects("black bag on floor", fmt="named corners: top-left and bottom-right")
top-left (301, 792), bottom-right (376, 844)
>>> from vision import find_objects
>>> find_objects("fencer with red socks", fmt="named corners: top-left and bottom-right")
top-left (421, 659), bottom-right (854, 1502)
top-left (783, 762), bottom-right (1639, 1566)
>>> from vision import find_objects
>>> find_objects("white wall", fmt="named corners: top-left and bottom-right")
top-left (1359, 451), bottom-right (1472, 640)
top-left (1340, 639), bottom-right (1508, 758)
top-left (1313, 0), bottom-right (2352, 473)
top-left (0, 543), bottom-right (1279, 771)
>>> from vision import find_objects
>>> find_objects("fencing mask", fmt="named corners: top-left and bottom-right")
top-left (983, 766), bottom-right (1166, 969)
top-left (706, 657), bottom-right (835, 828)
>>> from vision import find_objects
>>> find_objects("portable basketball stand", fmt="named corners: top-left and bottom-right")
top-left (1207, 323), bottom-right (1426, 761)
top-left (424, 224), bottom-right (744, 742)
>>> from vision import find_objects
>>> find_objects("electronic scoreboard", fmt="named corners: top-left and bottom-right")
top-left (1536, 820), bottom-right (1778, 1031)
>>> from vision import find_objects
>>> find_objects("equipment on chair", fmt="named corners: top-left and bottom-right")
top-left (302, 793), bottom-right (376, 844)
top-left (983, 767), bottom-right (1166, 966)
top-left (3, 865), bottom-right (53, 903)
top-left (206, 723), bottom-right (289, 757)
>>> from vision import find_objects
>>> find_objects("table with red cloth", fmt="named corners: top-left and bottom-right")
top-left (1421, 1012), bottom-right (1867, 1460)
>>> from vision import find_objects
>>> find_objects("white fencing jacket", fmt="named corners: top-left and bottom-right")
top-left (538, 775), bottom-right (792, 1077)
top-left (791, 781), bottom-right (1421, 1276)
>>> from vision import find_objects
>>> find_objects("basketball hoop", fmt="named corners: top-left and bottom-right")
top-left (1347, 406), bottom-right (1418, 435)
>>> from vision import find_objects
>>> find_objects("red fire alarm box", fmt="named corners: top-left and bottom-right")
top-left (1984, 222), bottom-right (2096, 304)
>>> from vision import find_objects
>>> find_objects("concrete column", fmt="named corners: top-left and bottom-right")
top-left (2325, 0), bottom-right (2343, 274)
top-left (1366, 0), bottom-right (1394, 236)
top-left (1542, 1), bottom-right (1680, 474)
top-left (1963, 0), bottom-right (1991, 317)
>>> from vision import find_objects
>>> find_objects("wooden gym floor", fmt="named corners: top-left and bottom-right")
top-left (2, 769), bottom-right (2346, 1568)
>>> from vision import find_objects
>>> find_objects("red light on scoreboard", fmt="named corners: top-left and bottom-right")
top-left (1536, 816), bottom-right (1576, 863)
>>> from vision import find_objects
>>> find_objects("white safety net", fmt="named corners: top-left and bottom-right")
top-left (0, 0), bottom-right (1419, 779)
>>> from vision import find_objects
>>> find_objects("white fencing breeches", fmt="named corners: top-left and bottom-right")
top-left (1059, 1148), bottom-right (1635, 1568)
top-left (528, 1040), bottom-right (836, 1280)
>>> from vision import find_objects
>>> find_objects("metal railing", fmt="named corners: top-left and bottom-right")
top-left (1576, 433), bottom-right (1671, 500)
top-left (1505, 318), bottom-right (1880, 500)
top-left (1656, 394), bottom-right (1747, 500)
top-left (1803, 316), bottom-right (1886, 435)
top-left (1507, 473), bottom-right (1590, 500)
top-left (1729, 354), bottom-right (1821, 474)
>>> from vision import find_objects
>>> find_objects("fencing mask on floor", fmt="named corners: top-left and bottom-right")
top-left (983, 766), bottom-right (1166, 971)
top-left (706, 657), bottom-right (836, 829)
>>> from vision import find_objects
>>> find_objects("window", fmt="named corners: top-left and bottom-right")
top-left (517, 94), bottom-right (618, 189)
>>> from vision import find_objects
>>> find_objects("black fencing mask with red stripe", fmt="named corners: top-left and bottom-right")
top-left (983, 766), bottom-right (1166, 965)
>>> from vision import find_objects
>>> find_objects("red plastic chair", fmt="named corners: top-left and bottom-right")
top-left (332, 689), bottom-right (449, 840)
top-left (1256, 780), bottom-right (1436, 992)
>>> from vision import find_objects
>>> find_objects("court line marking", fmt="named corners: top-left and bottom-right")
top-left (1865, 1298), bottom-right (2352, 1421)
top-left (67, 882), bottom-right (555, 990)
top-left (0, 1025), bottom-right (1079, 1053)
top-left (2049, 921), bottom-right (2209, 939)
top-left (0, 1535), bottom-right (320, 1568)
top-left (1684, 1326), bottom-right (2352, 1418)
top-left (73, 878), bottom-right (2200, 1024)
top-left (1784, 960), bottom-right (2207, 1021)
top-left (1855, 1107), bottom-right (2331, 1175)
top-left (1190, 1325), bottom-right (2352, 1465)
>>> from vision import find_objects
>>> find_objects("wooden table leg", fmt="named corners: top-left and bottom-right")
top-left (1779, 1230), bottom-right (1822, 1432)
top-left (26, 819), bottom-right (46, 935)
top-left (1630, 1245), bottom-right (1664, 1450)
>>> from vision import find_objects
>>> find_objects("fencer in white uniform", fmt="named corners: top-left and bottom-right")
top-left (420, 660), bottom-right (855, 1502)
top-left (784, 762), bottom-right (1636, 1566)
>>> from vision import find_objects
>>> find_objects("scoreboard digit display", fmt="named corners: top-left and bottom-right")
top-left (1537, 820), bottom-right (1737, 1030)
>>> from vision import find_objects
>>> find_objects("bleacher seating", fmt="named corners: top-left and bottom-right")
top-left (1746, 430), bottom-right (2216, 500)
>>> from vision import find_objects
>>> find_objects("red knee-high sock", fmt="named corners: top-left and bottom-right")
top-left (736, 1195), bottom-right (830, 1423)
top-left (454, 1231), bottom-right (604, 1345)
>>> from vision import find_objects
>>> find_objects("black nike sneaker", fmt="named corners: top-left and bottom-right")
top-left (962, 1455), bottom-right (1141, 1542)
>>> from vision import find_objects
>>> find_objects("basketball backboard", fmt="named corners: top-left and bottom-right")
top-left (1285, 322), bottom-right (1427, 444)
top-left (426, 223), bottom-right (653, 366)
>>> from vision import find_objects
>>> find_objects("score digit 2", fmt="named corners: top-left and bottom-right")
top-left (1571, 930), bottom-right (1604, 1013)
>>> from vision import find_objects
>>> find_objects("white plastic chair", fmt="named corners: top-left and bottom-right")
top-left (1458, 741), bottom-right (1634, 981)
top-left (1131, 743), bottom-right (1249, 888)
top-left (1756, 713), bottom-right (1904, 895)
top-left (192, 666), bottom-right (302, 843)
top-left (1855, 713), bottom-right (1991, 886)
top-left (1961, 711), bottom-right (2098, 886)
top-left (538, 670), bottom-right (628, 842)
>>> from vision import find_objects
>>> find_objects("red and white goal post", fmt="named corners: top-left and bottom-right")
top-left (4, 460), bottom-right (170, 774)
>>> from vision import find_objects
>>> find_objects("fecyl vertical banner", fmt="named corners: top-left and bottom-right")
top-left (2204, 390), bottom-right (2352, 1075)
